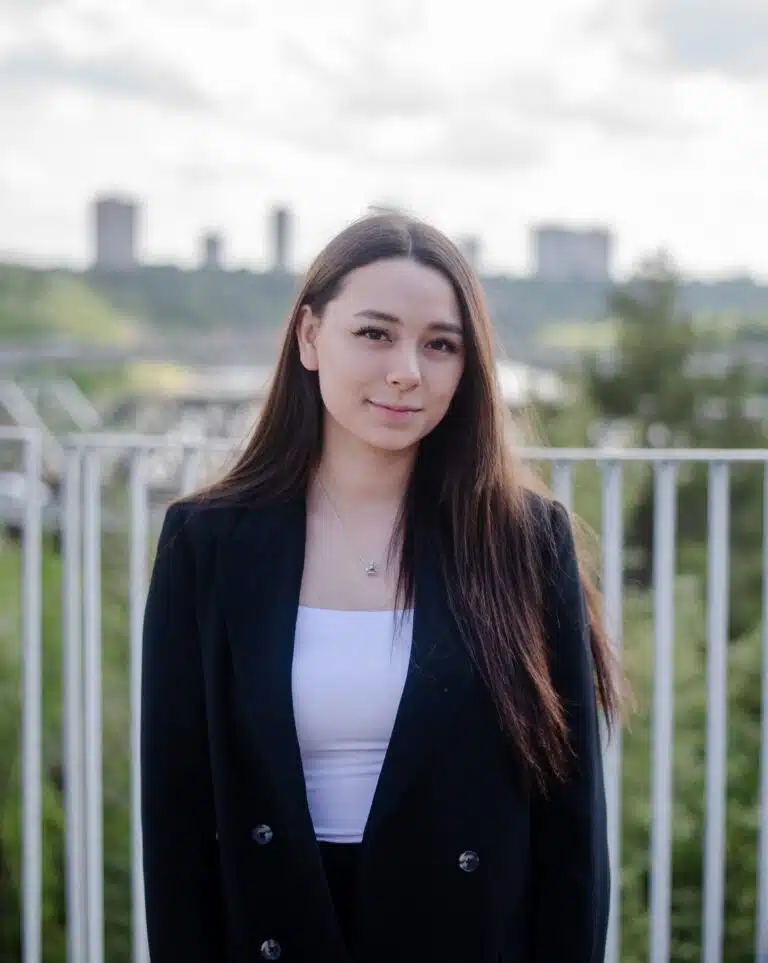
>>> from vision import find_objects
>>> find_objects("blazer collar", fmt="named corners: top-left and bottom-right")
top-left (215, 496), bottom-right (476, 852)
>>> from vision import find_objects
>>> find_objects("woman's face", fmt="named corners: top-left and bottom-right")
top-left (298, 257), bottom-right (466, 454)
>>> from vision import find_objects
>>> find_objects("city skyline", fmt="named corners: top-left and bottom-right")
top-left (89, 193), bottom-right (616, 282)
top-left (1, 0), bottom-right (767, 280)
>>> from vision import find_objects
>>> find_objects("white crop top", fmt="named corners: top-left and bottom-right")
top-left (291, 606), bottom-right (414, 843)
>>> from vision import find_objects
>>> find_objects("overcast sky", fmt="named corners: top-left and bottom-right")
top-left (2, 0), bottom-right (767, 279)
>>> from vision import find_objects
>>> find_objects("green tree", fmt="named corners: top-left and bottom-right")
top-left (587, 255), bottom-right (767, 636)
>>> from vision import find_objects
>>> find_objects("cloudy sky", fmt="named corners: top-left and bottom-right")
top-left (2, 0), bottom-right (767, 279)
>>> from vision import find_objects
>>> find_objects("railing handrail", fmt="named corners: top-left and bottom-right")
top-left (60, 432), bottom-right (768, 462)
top-left (0, 424), bottom-right (38, 443)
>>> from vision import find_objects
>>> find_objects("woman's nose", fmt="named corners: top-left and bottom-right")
top-left (386, 346), bottom-right (422, 388)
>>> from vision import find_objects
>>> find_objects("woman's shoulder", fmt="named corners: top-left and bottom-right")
top-left (162, 493), bottom-right (301, 554)
top-left (521, 487), bottom-right (565, 534)
top-left (519, 488), bottom-right (575, 578)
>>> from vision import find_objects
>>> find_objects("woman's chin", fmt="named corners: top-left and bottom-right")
top-left (358, 426), bottom-right (423, 454)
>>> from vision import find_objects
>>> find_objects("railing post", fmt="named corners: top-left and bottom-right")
top-left (703, 462), bottom-right (730, 963)
top-left (62, 445), bottom-right (87, 963)
top-left (180, 445), bottom-right (203, 496)
top-left (21, 431), bottom-right (43, 963)
top-left (650, 461), bottom-right (677, 963)
top-left (129, 451), bottom-right (150, 963)
top-left (83, 448), bottom-right (104, 963)
top-left (551, 460), bottom-right (573, 513)
top-left (601, 460), bottom-right (623, 963)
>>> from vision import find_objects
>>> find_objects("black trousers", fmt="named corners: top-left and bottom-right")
top-left (318, 841), bottom-right (362, 957)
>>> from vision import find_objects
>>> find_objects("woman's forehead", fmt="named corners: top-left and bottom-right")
top-left (334, 259), bottom-right (461, 320)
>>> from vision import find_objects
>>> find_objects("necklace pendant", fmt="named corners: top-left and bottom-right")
top-left (365, 561), bottom-right (378, 577)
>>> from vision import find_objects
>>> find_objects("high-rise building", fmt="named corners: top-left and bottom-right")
top-left (202, 231), bottom-right (223, 270)
top-left (458, 235), bottom-right (482, 273)
top-left (92, 195), bottom-right (139, 271)
top-left (532, 225), bottom-right (613, 282)
top-left (271, 206), bottom-right (291, 273)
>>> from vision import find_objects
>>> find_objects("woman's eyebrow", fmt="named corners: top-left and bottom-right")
top-left (353, 309), bottom-right (462, 336)
top-left (428, 321), bottom-right (463, 336)
top-left (353, 309), bottom-right (401, 323)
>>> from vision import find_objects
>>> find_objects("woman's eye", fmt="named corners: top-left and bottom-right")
top-left (429, 338), bottom-right (459, 354)
top-left (355, 326), bottom-right (390, 342)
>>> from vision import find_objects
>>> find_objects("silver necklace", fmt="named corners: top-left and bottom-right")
top-left (316, 477), bottom-right (382, 577)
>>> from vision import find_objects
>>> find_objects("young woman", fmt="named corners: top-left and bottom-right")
top-left (141, 212), bottom-right (620, 963)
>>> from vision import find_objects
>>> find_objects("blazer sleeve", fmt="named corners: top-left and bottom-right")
top-left (141, 503), bottom-right (225, 961)
top-left (530, 500), bottom-right (611, 963)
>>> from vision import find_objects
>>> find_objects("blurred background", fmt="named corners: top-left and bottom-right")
top-left (1, 1), bottom-right (767, 961)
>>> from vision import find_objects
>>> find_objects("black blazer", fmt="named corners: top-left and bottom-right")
top-left (140, 492), bottom-right (610, 963)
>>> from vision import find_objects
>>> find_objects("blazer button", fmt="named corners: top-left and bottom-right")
top-left (260, 938), bottom-right (281, 960)
top-left (252, 824), bottom-right (274, 846)
top-left (458, 850), bottom-right (480, 873)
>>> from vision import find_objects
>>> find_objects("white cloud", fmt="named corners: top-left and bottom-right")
top-left (651, 0), bottom-right (768, 76)
top-left (1, 41), bottom-right (209, 108)
top-left (0, 0), bottom-right (766, 278)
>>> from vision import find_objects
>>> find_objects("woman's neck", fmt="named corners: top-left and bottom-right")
top-left (314, 427), bottom-right (415, 510)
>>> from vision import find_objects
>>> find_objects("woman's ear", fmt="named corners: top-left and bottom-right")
top-left (296, 304), bottom-right (320, 371)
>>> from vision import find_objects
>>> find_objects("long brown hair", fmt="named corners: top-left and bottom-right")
top-left (199, 212), bottom-right (622, 791)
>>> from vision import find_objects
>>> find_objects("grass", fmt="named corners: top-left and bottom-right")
top-left (0, 265), bottom-right (140, 345)
top-left (538, 312), bottom-right (768, 353)
top-left (537, 319), bottom-right (618, 351)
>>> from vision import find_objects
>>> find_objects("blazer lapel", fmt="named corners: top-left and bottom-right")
top-left (362, 541), bottom-right (476, 847)
top-left (216, 498), bottom-right (353, 959)
top-left (215, 499), bottom-right (318, 847)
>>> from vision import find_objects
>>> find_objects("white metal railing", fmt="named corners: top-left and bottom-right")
top-left (3, 433), bottom-right (768, 963)
top-left (0, 426), bottom-right (43, 963)
top-left (61, 435), bottom-right (233, 963)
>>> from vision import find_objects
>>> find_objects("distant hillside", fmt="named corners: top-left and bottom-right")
top-left (83, 265), bottom-right (299, 334)
top-left (0, 264), bottom-right (139, 344)
top-left (82, 265), bottom-right (768, 349)
top-left (4, 262), bottom-right (768, 353)
top-left (81, 266), bottom-right (624, 342)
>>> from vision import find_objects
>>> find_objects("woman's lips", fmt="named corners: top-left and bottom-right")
top-left (370, 401), bottom-right (421, 413)
top-left (368, 400), bottom-right (423, 421)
